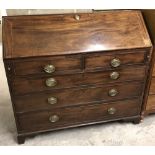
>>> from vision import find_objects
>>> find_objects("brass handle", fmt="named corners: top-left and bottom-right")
top-left (75, 14), bottom-right (80, 20)
top-left (110, 72), bottom-right (120, 80)
top-left (48, 97), bottom-right (57, 105)
top-left (45, 78), bottom-right (57, 87)
top-left (44, 64), bottom-right (55, 74)
top-left (108, 88), bottom-right (118, 97)
top-left (108, 107), bottom-right (116, 115)
top-left (49, 115), bottom-right (59, 123)
top-left (111, 58), bottom-right (121, 68)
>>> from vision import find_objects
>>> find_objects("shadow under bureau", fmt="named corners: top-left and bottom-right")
top-left (2, 10), bottom-right (152, 144)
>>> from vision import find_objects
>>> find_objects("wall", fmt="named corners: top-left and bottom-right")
top-left (6, 9), bottom-right (92, 15)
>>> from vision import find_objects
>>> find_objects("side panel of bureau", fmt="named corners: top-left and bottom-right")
top-left (146, 95), bottom-right (155, 111)
top-left (141, 10), bottom-right (155, 114)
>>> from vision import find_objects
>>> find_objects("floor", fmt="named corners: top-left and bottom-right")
top-left (0, 44), bottom-right (155, 145)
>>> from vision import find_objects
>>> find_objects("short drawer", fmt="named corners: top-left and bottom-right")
top-left (17, 98), bottom-right (141, 132)
top-left (14, 81), bottom-right (143, 112)
top-left (10, 55), bottom-right (82, 76)
top-left (85, 50), bottom-right (146, 70)
top-left (149, 78), bottom-right (155, 94)
top-left (12, 66), bottom-right (146, 95)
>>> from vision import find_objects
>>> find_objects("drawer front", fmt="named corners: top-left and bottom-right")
top-left (12, 66), bottom-right (146, 95)
top-left (17, 98), bottom-right (141, 132)
top-left (12, 55), bottom-right (82, 76)
top-left (149, 78), bottom-right (155, 94)
top-left (146, 95), bottom-right (155, 111)
top-left (14, 81), bottom-right (143, 112)
top-left (85, 51), bottom-right (146, 70)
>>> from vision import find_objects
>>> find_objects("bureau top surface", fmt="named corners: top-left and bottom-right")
top-left (3, 10), bottom-right (152, 59)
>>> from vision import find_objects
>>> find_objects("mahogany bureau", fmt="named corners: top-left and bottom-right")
top-left (2, 10), bottom-right (152, 144)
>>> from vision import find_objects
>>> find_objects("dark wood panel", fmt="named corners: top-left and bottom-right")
top-left (11, 66), bottom-right (146, 95)
top-left (14, 81), bottom-right (143, 112)
top-left (17, 98), bottom-right (141, 132)
top-left (3, 10), bottom-right (152, 59)
top-left (141, 10), bottom-right (155, 115)
top-left (85, 50), bottom-right (147, 70)
top-left (146, 95), bottom-right (155, 111)
top-left (141, 10), bottom-right (155, 43)
top-left (152, 63), bottom-right (155, 77)
top-left (149, 78), bottom-right (155, 94)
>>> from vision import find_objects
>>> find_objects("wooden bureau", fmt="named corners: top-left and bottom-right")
top-left (2, 10), bottom-right (152, 144)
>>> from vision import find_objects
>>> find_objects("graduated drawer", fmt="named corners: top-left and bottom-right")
top-left (14, 81), bottom-right (143, 113)
top-left (146, 95), bottom-right (155, 111)
top-left (149, 78), bottom-right (155, 94)
top-left (17, 98), bottom-right (141, 133)
top-left (85, 50), bottom-right (147, 70)
top-left (12, 66), bottom-right (146, 95)
top-left (9, 55), bottom-right (82, 76)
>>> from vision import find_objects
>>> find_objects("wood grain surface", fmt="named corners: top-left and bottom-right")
top-left (3, 10), bottom-right (152, 59)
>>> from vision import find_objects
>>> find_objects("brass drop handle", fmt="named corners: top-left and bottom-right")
top-left (49, 115), bottom-right (59, 123)
top-left (48, 97), bottom-right (57, 105)
top-left (44, 64), bottom-right (55, 74)
top-left (108, 88), bottom-right (118, 97)
top-left (111, 58), bottom-right (121, 68)
top-left (110, 72), bottom-right (120, 80)
top-left (45, 78), bottom-right (57, 87)
top-left (74, 14), bottom-right (80, 20)
top-left (108, 107), bottom-right (116, 115)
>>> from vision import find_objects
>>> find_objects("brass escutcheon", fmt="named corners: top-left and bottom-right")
top-left (48, 97), bottom-right (57, 105)
top-left (45, 78), bottom-right (57, 87)
top-left (44, 64), bottom-right (55, 74)
top-left (111, 58), bottom-right (121, 68)
top-left (108, 88), bottom-right (118, 97)
top-left (108, 107), bottom-right (116, 115)
top-left (49, 115), bottom-right (59, 123)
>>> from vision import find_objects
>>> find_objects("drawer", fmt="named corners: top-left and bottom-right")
top-left (146, 95), bottom-right (155, 111)
top-left (11, 55), bottom-right (82, 76)
top-left (85, 51), bottom-right (146, 70)
top-left (17, 98), bottom-right (141, 132)
top-left (14, 81), bottom-right (143, 112)
top-left (12, 66), bottom-right (146, 95)
top-left (149, 78), bottom-right (155, 94)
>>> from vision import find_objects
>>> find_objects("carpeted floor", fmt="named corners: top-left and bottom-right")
top-left (0, 48), bottom-right (155, 145)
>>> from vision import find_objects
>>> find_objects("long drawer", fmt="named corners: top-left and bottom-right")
top-left (11, 66), bottom-right (146, 95)
top-left (17, 98), bottom-right (141, 133)
top-left (14, 81), bottom-right (143, 112)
